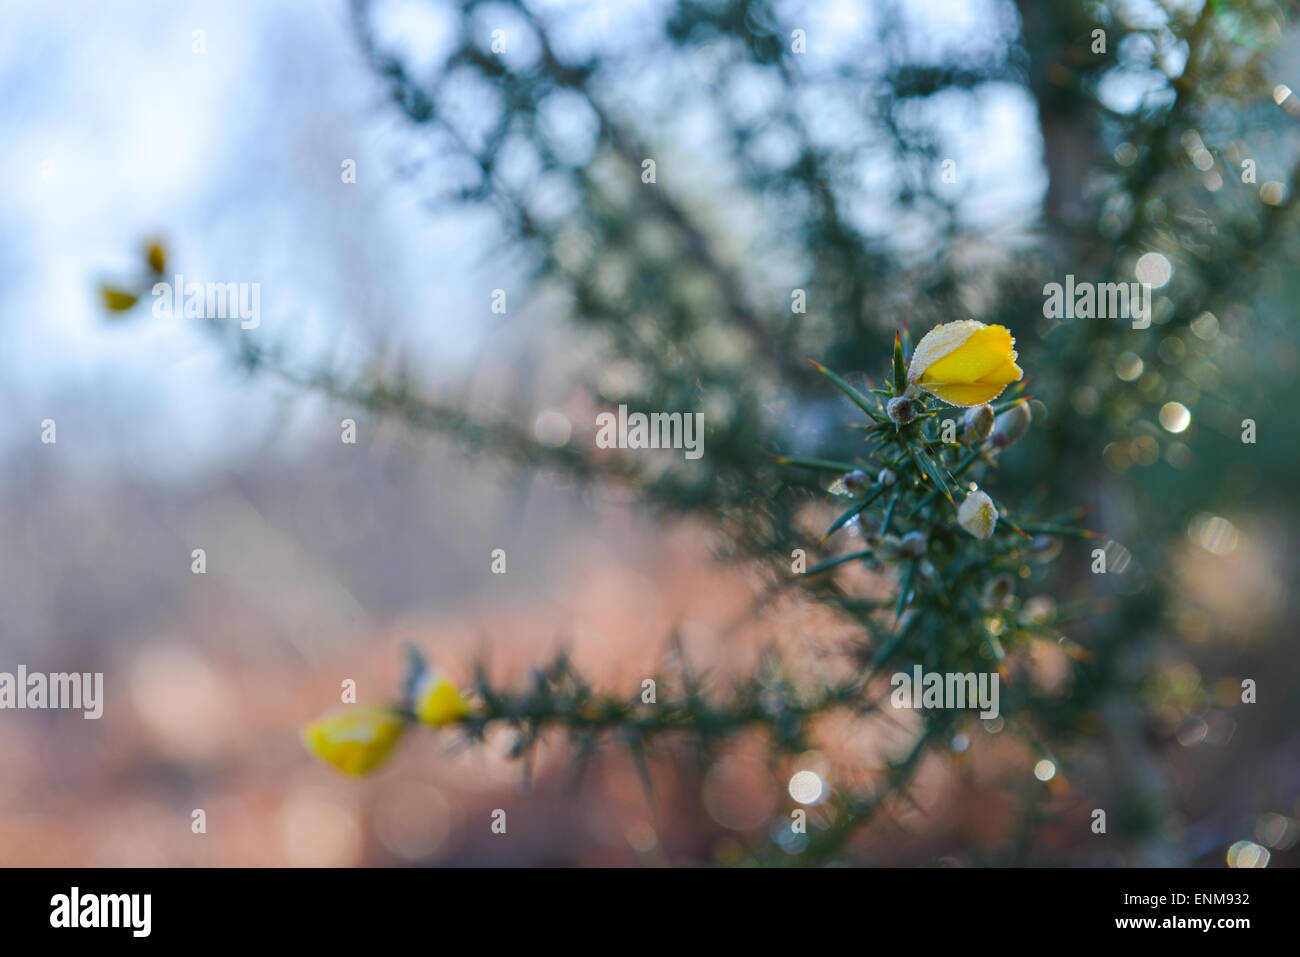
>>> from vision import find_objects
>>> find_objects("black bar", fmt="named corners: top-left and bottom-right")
top-left (0, 866), bottom-right (1288, 943)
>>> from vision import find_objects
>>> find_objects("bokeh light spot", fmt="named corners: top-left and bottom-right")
top-left (787, 769), bottom-right (824, 805)
top-left (1159, 401), bottom-right (1190, 433)
top-left (1227, 840), bottom-right (1269, 868)
top-left (1135, 252), bottom-right (1172, 288)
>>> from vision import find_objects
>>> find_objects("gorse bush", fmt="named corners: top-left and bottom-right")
top-left (300, 319), bottom-right (1099, 863)
top-left (103, 0), bottom-right (1300, 864)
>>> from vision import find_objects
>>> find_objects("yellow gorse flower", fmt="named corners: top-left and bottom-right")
top-left (413, 671), bottom-right (471, 726)
top-left (907, 320), bottom-right (1022, 407)
top-left (302, 705), bottom-right (407, 776)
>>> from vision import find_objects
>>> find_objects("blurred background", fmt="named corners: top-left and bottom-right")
top-left (0, 0), bottom-right (1297, 866)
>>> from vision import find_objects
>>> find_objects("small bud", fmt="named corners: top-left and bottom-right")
top-left (886, 396), bottom-right (916, 426)
top-left (842, 469), bottom-right (869, 496)
top-left (990, 402), bottom-right (1032, 449)
top-left (982, 573), bottom-right (1015, 609)
top-left (962, 404), bottom-right (995, 443)
top-left (899, 530), bottom-right (927, 558)
top-left (877, 467), bottom-right (896, 487)
top-left (876, 534), bottom-right (902, 561)
top-left (412, 671), bottom-right (471, 726)
top-left (857, 513), bottom-right (882, 539)
top-left (957, 489), bottom-right (998, 539)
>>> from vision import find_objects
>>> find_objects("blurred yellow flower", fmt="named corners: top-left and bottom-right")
top-left (99, 283), bottom-right (139, 312)
top-left (413, 671), bottom-right (470, 726)
top-left (302, 705), bottom-right (407, 776)
top-left (146, 240), bottom-right (167, 275)
top-left (908, 320), bottom-right (1022, 407)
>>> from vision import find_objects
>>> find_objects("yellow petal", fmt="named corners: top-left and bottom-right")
top-left (975, 356), bottom-right (1022, 386)
top-left (917, 380), bottom-right (1010, 408)
top-left (908, 320), bottom-right (983, 381)
top-left (414, 673), bottom-right (470, 726)
top-left (302, 705), bottom-right (406, 776)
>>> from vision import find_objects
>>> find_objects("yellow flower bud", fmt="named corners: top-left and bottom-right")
top-left (908, 321), bottom-right (1022, 407)
top-left (957, 488), bottom-right (999, 539)
top-left (145, 240), bottom-right (167, 275)
top-left (413, 671), bottom-right (471, 727)
top-left (302, 705), bottom-right (407, 776)
top-left (99, 283), bottom-right (139, 312)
